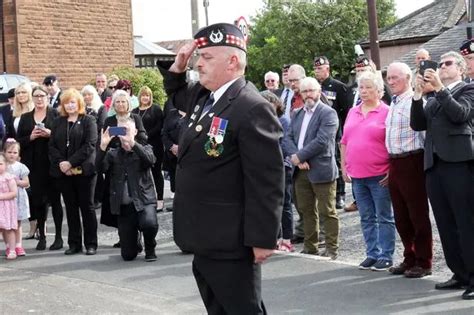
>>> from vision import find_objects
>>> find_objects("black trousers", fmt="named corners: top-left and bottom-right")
top-left (57, 175), bottom-right (98, 250)
top-left (117, 203), bottom-right (158, 261)
top-left (192, 254), bottom-right (267, 315)
top-left (426, 157), bottom-right (474, 287)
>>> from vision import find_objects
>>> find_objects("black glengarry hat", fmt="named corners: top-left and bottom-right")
top-left (43, 75), bottom-right (57, 85)
top-left (460, 39), bottom-right (474, 56)
top-left (314, 56), bottom-right (329, 67)
top-left (194, 23), bottom-right (246, 52)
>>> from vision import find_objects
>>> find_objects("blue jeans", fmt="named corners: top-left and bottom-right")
top-left (352, 175), bottom-right (395, 261)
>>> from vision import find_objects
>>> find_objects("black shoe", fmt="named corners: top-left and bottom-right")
top-left (156, 207), bottom-right (164, 213)
top-left (435, 278), bottom-right (466, 290)
top-left (319, 250), bottom-right (338, 260)
top-left (113, 241), bottom-right (121, 248)
top-left (145, 251), bottom-right (157, 262)
top-left (36, 238), bottom-right (46, 251)
top-left (291, 235), bottom-right (304, 244)
top-left (166, 207), bottom-right (173, 212)
top-left (65, 248), bottom-right (82, 255)
top-left (85, 248), bottom-right (97, 255)
top-left (336, 196), bottom-right (345, 209)
top-left (49, 238), bottom-right (63, 250)
top-left (23, 233), bottom-right (36, 240)
top-left (93, 202), bottom-right (102, 210)
top-left (462, 288), bottom-right (474, 300)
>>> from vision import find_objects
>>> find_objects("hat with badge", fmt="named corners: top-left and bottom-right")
top-left (194, 23), bottom-right (246, 52)
top-left (459, 38), bottom-right (474, 56)
top-left (313, 56), bottom-right (330, 67)
top-left (43, 75), bottom-right (57, 85)
top-left (355, 55), bottom-right (371, 69)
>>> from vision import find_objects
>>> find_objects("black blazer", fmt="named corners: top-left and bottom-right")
top-left (16, 107), bottom-right (59, 204)
top-left (410, 82), bottom-right (474, 170)
top-left (48, 114), bottom-right (98, 177)
top-left (160, 66), bottom-right (284, 259)
top-left (50, 90), bottom-right (62, 109)
top-left (131, 105), bottom-right (164, 153)
top-left (0, 104), bottom-right (14, 140)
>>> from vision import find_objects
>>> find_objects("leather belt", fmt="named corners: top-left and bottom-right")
top-left (389, 149), bottom-right (424, 159)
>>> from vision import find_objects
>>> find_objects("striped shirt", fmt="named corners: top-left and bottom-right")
top-left (385, 89), bottom-right (425, 154)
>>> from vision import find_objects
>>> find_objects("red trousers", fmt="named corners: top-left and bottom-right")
top-left (388, 152), bottom-right (433, 269)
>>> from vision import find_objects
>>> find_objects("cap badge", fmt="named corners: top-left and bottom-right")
top-left (470, 43), bottom-right (474, 52)
top-left (209, 30), bottom-right (224, 43)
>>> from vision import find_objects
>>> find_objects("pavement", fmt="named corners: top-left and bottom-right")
top-left (1, 183), bottom-right (473, 314)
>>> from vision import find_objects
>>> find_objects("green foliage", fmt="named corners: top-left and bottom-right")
top-left (247, 0), bottom-right (397, 88)
top-left (108, 66), bottom-right (167, 107)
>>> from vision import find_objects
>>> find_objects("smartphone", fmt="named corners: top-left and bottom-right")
top-left (419, 60), bottom-right (438, 76)
top-left (35, 122), bottom-right (45, 129)
top-left (108, 126), bottom-right (127, 136)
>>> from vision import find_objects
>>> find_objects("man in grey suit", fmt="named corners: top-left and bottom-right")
top-left (410, 51), bottom-right (474, 300)
top-left (283, 77), bottom-right (340, 259)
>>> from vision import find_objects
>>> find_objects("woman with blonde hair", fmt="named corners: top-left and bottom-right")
top-left (12, 82), bottom-right (34, 136)
top-left (49, 88), bottom-right (98, 255)
top-left (132, 86), bottom-right (164, 211)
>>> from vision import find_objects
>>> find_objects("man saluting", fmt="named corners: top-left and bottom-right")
top-left (158, 23), bottom-right (284, 314)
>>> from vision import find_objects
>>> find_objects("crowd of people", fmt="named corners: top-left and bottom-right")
top-left (0, 21), bottom-right (473, 313)
top-left (0, 72), bottom-right (185, 262)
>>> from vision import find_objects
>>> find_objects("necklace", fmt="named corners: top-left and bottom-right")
top-left (138, 106), bottom-right (150, 119)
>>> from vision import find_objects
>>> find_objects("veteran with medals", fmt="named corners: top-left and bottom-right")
top-left (158, 23), bottom-right (284, 314)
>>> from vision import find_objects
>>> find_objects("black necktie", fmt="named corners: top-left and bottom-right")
top-left (283, 88), bottom-right (289, 107)
top-left (202, 93), bottom-right (214, 115)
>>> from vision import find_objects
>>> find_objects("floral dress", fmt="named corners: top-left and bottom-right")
top-left (7, 162), bottom-right (30, 220)
top-left (0, 173), bottom-right (18, 230)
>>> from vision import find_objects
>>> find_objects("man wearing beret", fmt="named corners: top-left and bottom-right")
top-left (158, 23), bottom-right (284, 314)
top-left (313, 56), bottom-right (349, 209)
top-left (43, 75), bottom-right (62, 109)
top-left (460, 38), bottom-right (474, 83)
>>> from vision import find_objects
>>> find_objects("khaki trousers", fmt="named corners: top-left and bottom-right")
top-left (294, 170), bottom-right (339, 253)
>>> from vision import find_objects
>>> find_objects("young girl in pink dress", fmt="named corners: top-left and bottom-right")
top-left (4, 139), bottom-right (30, 257)
top-left (0, 152), bottom-right (19, 260)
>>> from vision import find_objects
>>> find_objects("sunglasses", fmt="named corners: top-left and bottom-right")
top-left (108, 86), bottom-right (116, 89)
top-left (265, 79), bottom-right (276, 83)
top-left (439, 60), bottom-right (455, 68)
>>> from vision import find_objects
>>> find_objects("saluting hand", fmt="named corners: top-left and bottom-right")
top-left (253, 247), bottom-right (274, 264)
top-left (169, 42), bottom-right (197, 73)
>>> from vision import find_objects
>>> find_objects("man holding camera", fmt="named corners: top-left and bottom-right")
top-left (97, 118), bottom-right (159, 262)
top-left (410, 51), bottom-right (474, 300)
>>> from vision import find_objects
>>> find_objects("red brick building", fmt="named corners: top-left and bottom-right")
top-left (0, 0), bottom-right (134, 88)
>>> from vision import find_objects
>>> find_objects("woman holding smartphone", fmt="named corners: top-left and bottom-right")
top-left (49, 88), bottom-right (98, 255)
top-left (16, 85), bottom-right (60, 250)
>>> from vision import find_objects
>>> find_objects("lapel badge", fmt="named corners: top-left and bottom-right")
top-left (195, 125), bottom-right (203, 132)
top-left (194, 105), bottom-right (200, 112)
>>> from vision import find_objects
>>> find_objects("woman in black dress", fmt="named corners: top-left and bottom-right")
top-left (49, 88), bottom-right (98, 255)
top-left (132, 86), bottom-right (164, 211)
top-left (16, 86), bottom-right (61, 250)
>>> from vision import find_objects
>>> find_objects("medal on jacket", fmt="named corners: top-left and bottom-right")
top-left (204, 116), bottom-right (228, 157)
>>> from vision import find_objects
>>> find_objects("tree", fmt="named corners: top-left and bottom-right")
top-left (246, 0), bottom-right (397, 88)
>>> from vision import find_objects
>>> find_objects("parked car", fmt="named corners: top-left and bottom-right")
top-left (0, 73), bottom-right (31, 105)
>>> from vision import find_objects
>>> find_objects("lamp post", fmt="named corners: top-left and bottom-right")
top-left (367, 0), bottom-right (381, 69)
top-left (203, 0), bottom-right (209, 26)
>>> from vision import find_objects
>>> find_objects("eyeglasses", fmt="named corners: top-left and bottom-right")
top-left (300, 89), bottom-right (318, 94)
top-left (265, 79), bottom-right (276, 83)
top-left (108, 86), bottom-right (116, 89)
top-left (439, 60), bottom-right (455, 68)
top-left (288, 78), bottom-right (301, 83)
top-left (33, 94), bottom-right (48, 98)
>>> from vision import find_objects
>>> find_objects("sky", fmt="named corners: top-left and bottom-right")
top-left (132, 0), bottom-right (434, 42)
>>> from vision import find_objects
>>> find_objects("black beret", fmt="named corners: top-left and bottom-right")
top-left (194, 23), bottom-right (246, 52)
top-left (460, 39), bottom-right (474, 56)
top-left (314, 56), bottom-right (329, 67)
top-left (7, 88), bottom-right (15, 99)
top-left (43, 75), bottom-right (57, 85)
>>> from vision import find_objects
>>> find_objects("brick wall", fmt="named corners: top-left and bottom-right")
top-left (6, 0), bottom-right (133, 88)
top-left (1, 0), bottom-right (20, 73)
